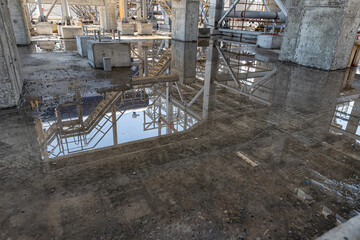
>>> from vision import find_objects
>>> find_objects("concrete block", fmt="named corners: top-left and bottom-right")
top-left (257, 34), bottom-right (283, 49)
top-left (137, 23), bottom-right (153, 35)
top-left (87, 41), bottom-right (131, 68)
top-left (198, 28), bottom-right (211, 38)
top-left (62, 40), bottom-right (77, 51)
top-left (119, 23), bottom-right (135, 35)
top-left (76, 35), bottom-right (111, 57)
top-left (60, 26), bottom-right (83, 39)
top-left (36, 22), bottom-right (53, 35)
top-left (139, 40), bottom-right (153, 48)
top-left (103, 57), bottom-right (111, 71)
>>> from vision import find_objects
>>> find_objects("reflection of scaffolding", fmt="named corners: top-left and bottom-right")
top-left (143, 96), bottom-right (198, 132)
top-left (35, 88), bottom-right (152, 159)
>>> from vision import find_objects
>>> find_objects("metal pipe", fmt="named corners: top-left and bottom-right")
top-left (227, 11), bottom-right (286, 22)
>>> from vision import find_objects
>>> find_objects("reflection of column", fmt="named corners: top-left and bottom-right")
top-left (171, 40), bottom-right (197, 84)
top-left (270, 63), bottom-right (345, 144)
top-left (166, 83), bottom-right (173, 134)
top-left (112, 107), bottom-right (118, 145)
top-left (157, 96), bottom-right (162, 136)
top-left (346, 100), bottom-right (360, 134)
top-left (202, 40), bottom-right (219, 119)
top-left (143, 46), bottom-right (149, 76)
top-left (138, 44), bottom-right (144, 76)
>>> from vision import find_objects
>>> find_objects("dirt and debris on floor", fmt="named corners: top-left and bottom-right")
top-left (0, 42), bottom-right (359, 239)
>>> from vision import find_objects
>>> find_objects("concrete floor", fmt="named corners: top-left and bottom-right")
top-left (0, 40), bottom-right (360, 239)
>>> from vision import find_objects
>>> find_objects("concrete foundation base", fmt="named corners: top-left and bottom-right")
top-left (159, 24), bottom-right (171, 31)
top-left (198, 28), bottom-right (211, 38)
top-left (257, 34), bottom-right (283, 49)
top-left (87, 41), bottom-right (131, 68)
top-left (60, 26), bottom-right (83, 39)
top-left (76, 35), bottom-right (111, 57)
top-left (119, 23), bottom-right (135, 35)
top-left (36, 22), bottom-right (53, 35)
top-left (137, 23), bottom-right (153, 35)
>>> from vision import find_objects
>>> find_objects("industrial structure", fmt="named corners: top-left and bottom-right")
top-left (0, 0), bottom-right (360, 239)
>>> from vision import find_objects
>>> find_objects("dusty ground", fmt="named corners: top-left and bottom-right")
top-left (0, 45), bottom-right (359, 239)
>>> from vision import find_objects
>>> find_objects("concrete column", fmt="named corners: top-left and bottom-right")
top-left (7, 0), bottom-right (31, 45)
top-left (207, 0), bottom-right (223, 33)
top-left (104, 0), bottom-right (118, 31)
top-left (0, 0), bottom-right (24, 108)
top-left (172, 0), bottom-right (199, 41)
top-left (99, 6), bottom-right (106, 29)
top-left (142, 0), bottom-right (147, 22)
top-left (202, 40), bottom-right (219, 119)
top-left (166, 83), bottom-right (173, 134)
top-left (279, 0), bottom-right (360, 70)
top-left (120, 0), bottom-right (128, 22)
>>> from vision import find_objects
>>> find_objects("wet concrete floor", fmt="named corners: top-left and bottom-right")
top-left (0, 39), bottom-right (359, 239)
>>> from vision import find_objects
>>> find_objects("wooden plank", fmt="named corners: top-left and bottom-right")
top-left (347, 45), bottom-right (357, 68)
top-left (352, 45), bottom-right (360, 67)
top-left (236, 152), bottom-right (259, 167)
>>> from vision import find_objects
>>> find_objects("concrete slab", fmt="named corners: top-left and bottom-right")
top-left (137, 23), bottom-right (153, 35)
top-left (76, 35), bottom-right (111, 57)
top-left (119, 23), bottom-right (135, 35)
top-left (316, 215), bottom-right (360, 240)
top-left (36, 22), bottom-right (53, 35)
top-left (60, 26), bottom-right (83, 39)
top-left (87, 41), bottom-right (131, 68)
top-left (257, 34), bottom-right (283, 49)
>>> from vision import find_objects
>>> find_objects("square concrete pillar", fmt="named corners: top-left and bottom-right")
top-left (8, 0), bottom-right (31, 45)
top-left (171, 40), bottom-right (197, 84)
top-left (172, 0), bottom-right (199, 41)
top-left (257, 34), bottom-right (283, 49)
top-left (119, 23), bottom-right (135, 35)
top-left (76, 35), bottom-right (111, 57)
top-left (87, 41), bottom-right (131, 68)
top-left (0, 0), bottom-right (23, 108)
top-left (36, 22), bottom-right (53, 35)
top-left (279, 0), bottom-right (360, 70)
top-left (59, 26), bottom-right (83, 39)
top-left (137, 23), bottom-right (153, 35)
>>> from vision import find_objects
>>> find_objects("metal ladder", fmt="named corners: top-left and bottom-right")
top-left (150, 49), bottom-right (172, 76)
top-left (158, 0), bottom-right (173, 20)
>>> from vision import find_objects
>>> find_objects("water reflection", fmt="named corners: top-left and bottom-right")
top-left (24, 38), bottom-right (360, 161)
top-left (28, 84), bottom-right (199, 160)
